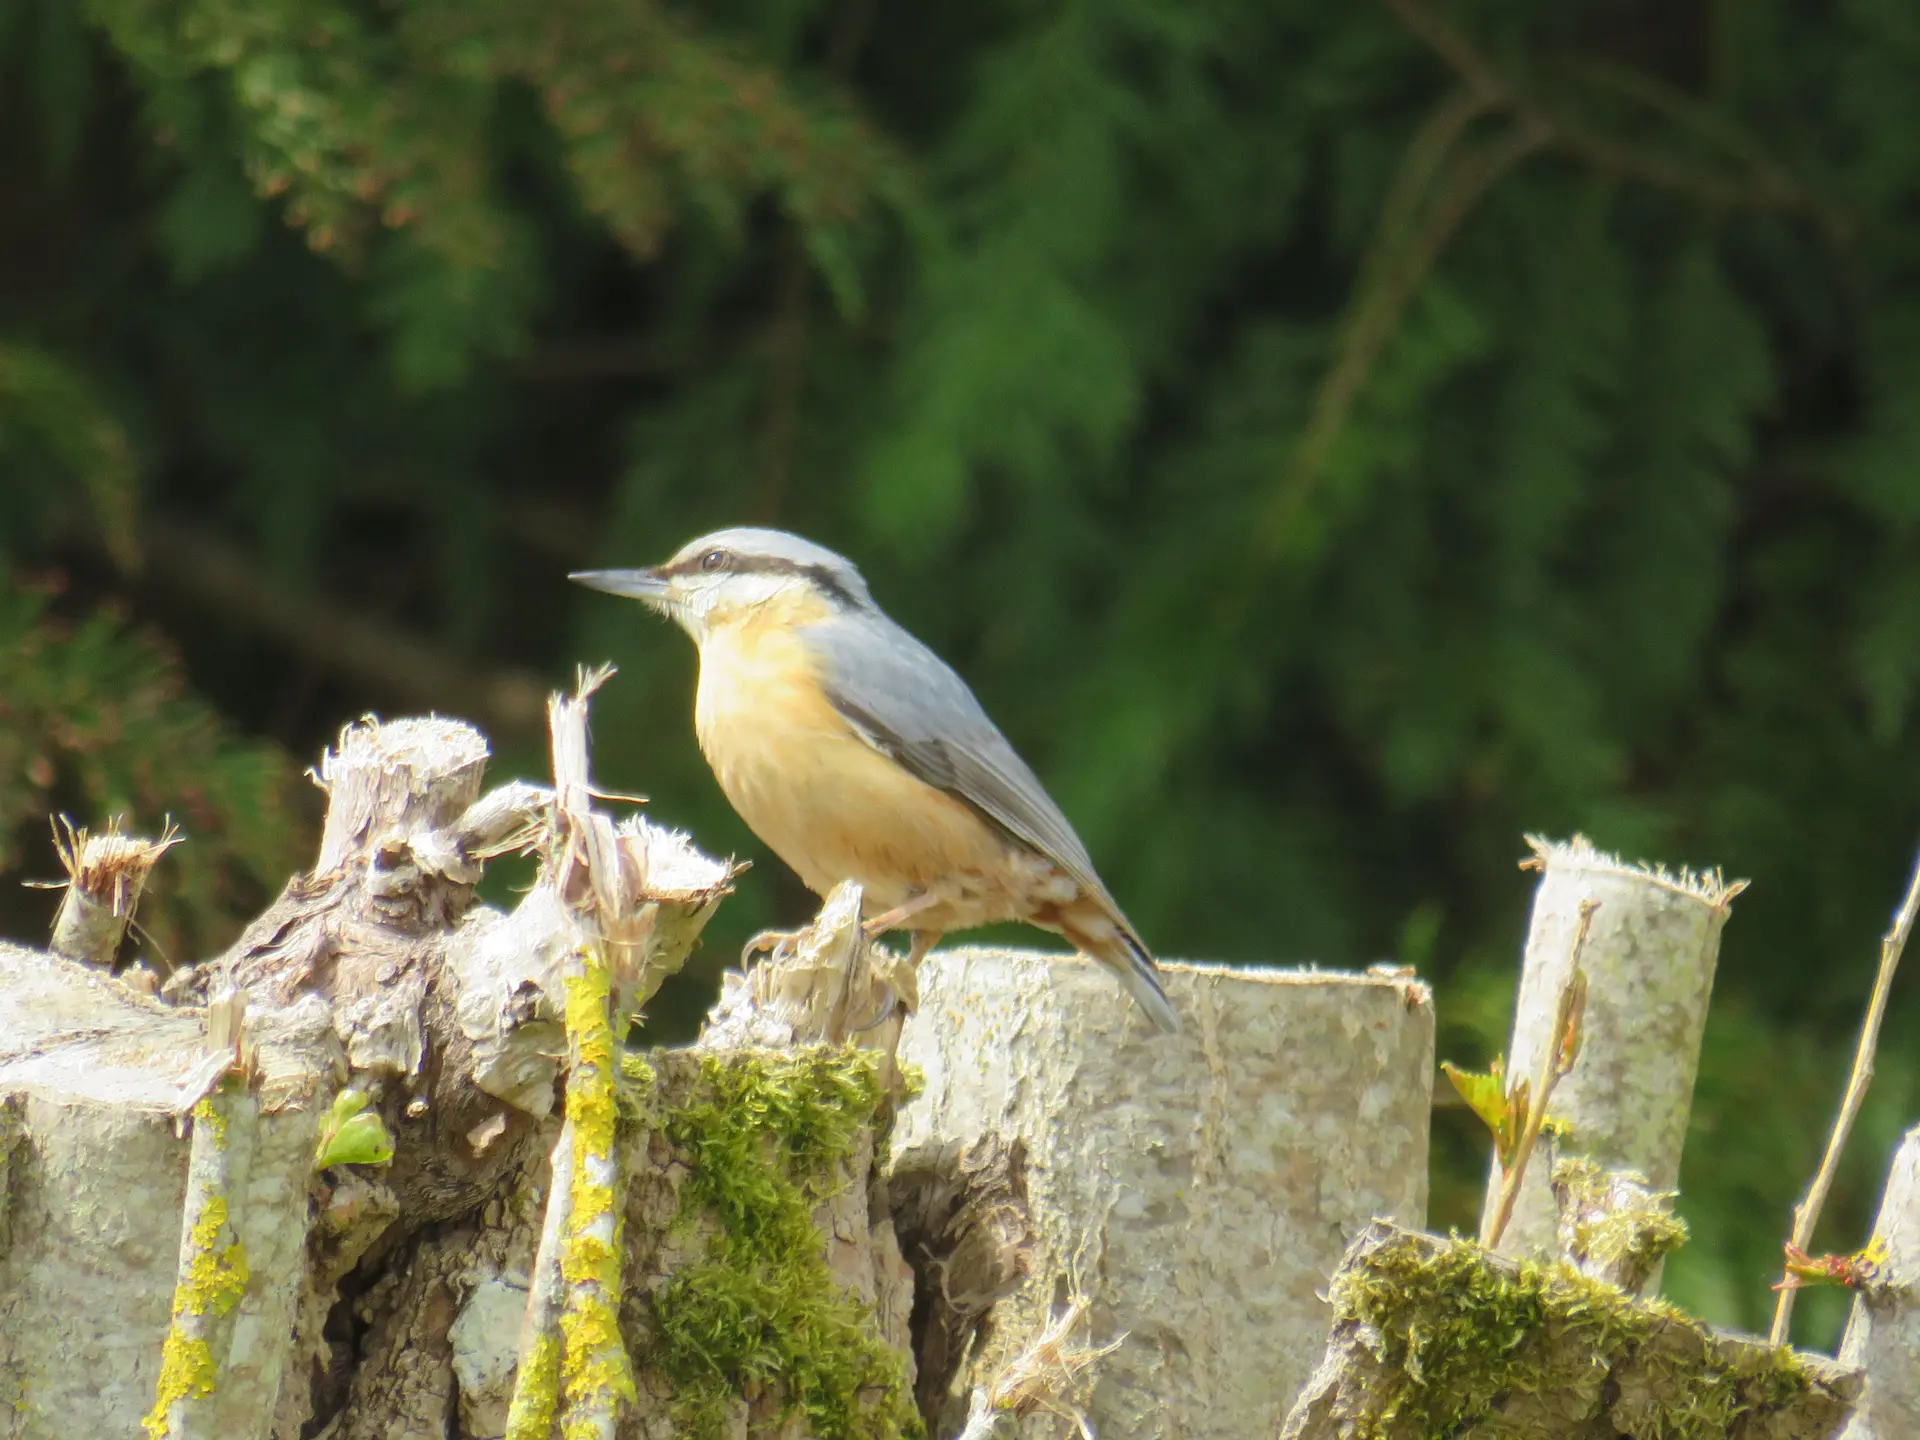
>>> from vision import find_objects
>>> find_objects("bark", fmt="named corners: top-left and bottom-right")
top-left (1838, 1124), bottom-right (1920, 1440)
top-left (1482, 835), bottom-right (1742, 1274)
top-left (0, 944), bottom-right (335, 1437)
top-left (890, 949), bottom-right (1436, 1439)
top-left (0, 701), bottom-right (737, 1438)
top-left (1280, 1221), bottom-right (1859, 1440)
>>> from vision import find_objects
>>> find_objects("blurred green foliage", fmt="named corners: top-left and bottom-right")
top-left (2, 0), bottom-right (1919, 1346)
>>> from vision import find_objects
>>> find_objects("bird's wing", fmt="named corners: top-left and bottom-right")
top-left (801, 613), bottom-right (1125, 916)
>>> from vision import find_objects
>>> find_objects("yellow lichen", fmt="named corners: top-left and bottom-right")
top-left (557, 950), bottom-right (638, 1431)
top-left (503, 1329), bottom-right (563, 1440)
top-left (140, 1190), bottom-right (249, 1439)
top-left (560, 1300), bottom-right (639, 1440)
top-left (191, 1094), bottom-right (228, 1149)
top-left (141, 1330), bottom-right (216, 1439)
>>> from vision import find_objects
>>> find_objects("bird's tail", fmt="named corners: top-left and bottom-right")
top-left (1063, 909), bottom-right (1181, 1034)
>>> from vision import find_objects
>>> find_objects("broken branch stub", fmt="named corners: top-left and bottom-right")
top-left (498, 672), bottom-right (736, 1440)
top-left (47, 816), bottom-right (178, 969)
top-left (1483, 836), bottom-right (1742, 1274)
top-left (1839, 1124), bottom-right (1920, 1440)
top-left (892, 951), bottom-right (1435, 1439)
top-left (314, 715), bottom-right (491, 877)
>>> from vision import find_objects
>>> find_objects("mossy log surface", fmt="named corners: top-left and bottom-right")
top-left (612, 1045), bottom-right (917, 1440)
top-left (1282, 1221), bottom-right (1860, 1440)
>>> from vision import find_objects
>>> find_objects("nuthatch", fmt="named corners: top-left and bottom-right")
top-left (571, 527), bottom-right (1179, 1033)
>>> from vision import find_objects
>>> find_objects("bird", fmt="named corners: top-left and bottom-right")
top-left (570, 527), bottom-right (1180, 1033)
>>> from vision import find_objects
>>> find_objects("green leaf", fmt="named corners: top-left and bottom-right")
top-left (1442, 1057), bottom-right (1527, 1168)
top-left (314, 1090), bottom-right (395, 1169)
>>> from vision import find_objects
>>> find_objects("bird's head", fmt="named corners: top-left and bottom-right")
top-left (571, 527), bottom-right (874, 642)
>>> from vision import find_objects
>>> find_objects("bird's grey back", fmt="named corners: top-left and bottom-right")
top-left (799, 608), bottom-right (1130, 926)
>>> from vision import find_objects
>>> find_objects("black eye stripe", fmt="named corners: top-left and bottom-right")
top-left (655, 552), bottom-right (863, 609)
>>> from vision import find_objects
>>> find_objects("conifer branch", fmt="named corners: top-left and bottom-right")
top-left (1257, 117), bottom-right (1546, 561)
top-left (1253, 0), bottom-right (1844, 568)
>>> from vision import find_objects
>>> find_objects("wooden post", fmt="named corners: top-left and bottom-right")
top-left (1482, 836), bottom-right (1741, 1275)
top-left (892, 949), bottom-right (1435, 1438)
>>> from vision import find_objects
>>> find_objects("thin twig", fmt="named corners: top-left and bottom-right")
top-left (1482, 899), bottom-right (1596, 1251)
top-left (1769, 844), bottom-right (1920, 1344)
top-left (503, 1124), bottom-right (573, 1440)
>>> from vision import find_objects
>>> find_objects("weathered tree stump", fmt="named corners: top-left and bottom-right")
top-left (1484, 836), bottom-right (1742, 1279)
top-left (891, 950), bottom-right (1436, 1438)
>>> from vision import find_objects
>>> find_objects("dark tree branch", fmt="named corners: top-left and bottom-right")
top-left (1384, 0), bottom-right (1844, 227)
top-left (137, 516), bottom-right (550, 740)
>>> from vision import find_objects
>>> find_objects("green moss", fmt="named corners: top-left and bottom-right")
top-left (1333, 1230), bottom-right (1826, 1440)
top-left (1553, 1156), bottom-right (1690, 1284)
top-left (645, 1046), bottom-right (923, 1440)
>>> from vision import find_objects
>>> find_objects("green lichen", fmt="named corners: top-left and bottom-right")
top-left (645, 1046), bottom-right (923, 1440)
top-left (617, 1047), bottom-right (658, 1125)
top-left (503, 1329), bottom-right (562, 1440)
top-left (1332, 1230), bottom-right (1827, 1440)
top-left (140, 1191), bottom-right (249, 1439)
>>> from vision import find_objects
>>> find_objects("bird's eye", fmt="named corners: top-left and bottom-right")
top-left (700, 548), bottom-right (729, 573)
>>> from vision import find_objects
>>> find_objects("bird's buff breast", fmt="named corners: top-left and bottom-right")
top-left (692, 617), bottom-right (1014, 918)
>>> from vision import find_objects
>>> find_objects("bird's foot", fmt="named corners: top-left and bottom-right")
top-left (861, 891), bottom-right (941, 937)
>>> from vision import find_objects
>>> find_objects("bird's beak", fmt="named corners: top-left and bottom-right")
top-left (570, 567), bottom-right (672, 609)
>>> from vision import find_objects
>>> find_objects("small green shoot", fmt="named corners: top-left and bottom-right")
top-left (313, 1089), bottom-right (395, 1170)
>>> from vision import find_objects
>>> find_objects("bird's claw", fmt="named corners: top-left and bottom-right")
top-left (847, 986), bottom-right (901, 1035)
top-left (741, 928), bottom-right (798, 967)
